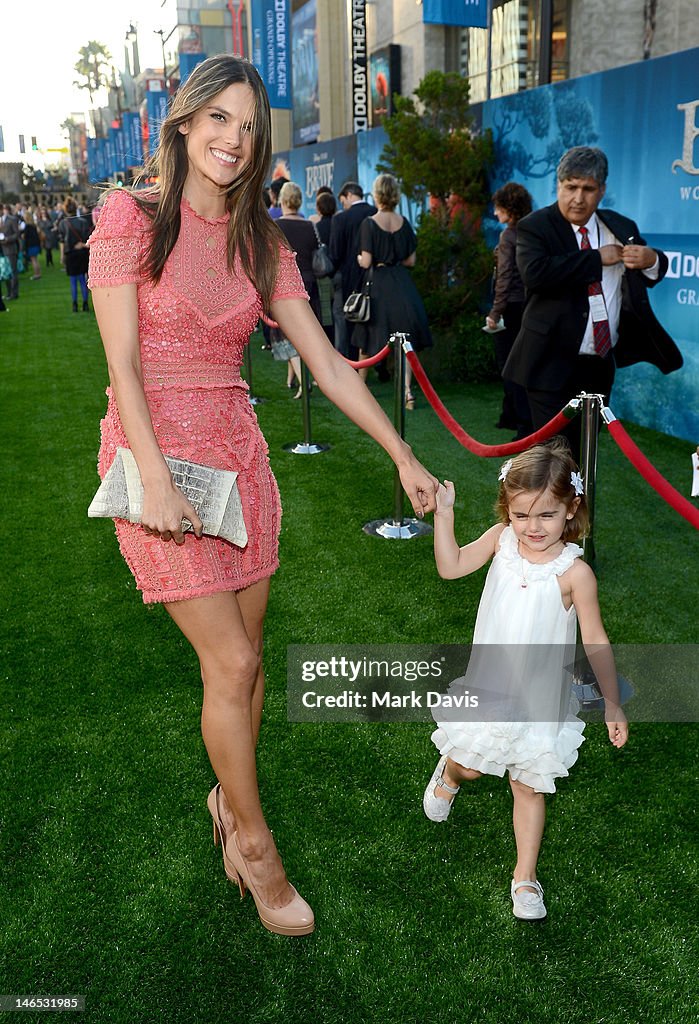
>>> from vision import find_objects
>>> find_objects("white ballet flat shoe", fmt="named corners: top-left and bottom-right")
top-left (511, 879), bottom-right (547, 920)
top-left (423, 755), bottom-right (460, 822)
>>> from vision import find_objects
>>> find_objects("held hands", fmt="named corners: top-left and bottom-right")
top-left (604, 703), bottom-right (629, 748)
top-left (397, 453), bottom-right (439, 518)
top-left (435, 480), bottom-right (456, 513)
top-left (141, 478), bottom-right (203, 545)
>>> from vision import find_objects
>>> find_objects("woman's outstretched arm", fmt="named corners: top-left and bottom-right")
top-left (269, 297), bottom-right (438, 515)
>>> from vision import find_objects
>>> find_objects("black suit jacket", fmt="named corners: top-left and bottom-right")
top-left (328, 200), bottom-right (374, 300)
top-left (1, 214), bottom-right (20, 255)
top-left (503, 203), bottom-right (682, 391)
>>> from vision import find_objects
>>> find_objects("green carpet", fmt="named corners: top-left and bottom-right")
top-left (1, 261), bottom-right (697, 1023)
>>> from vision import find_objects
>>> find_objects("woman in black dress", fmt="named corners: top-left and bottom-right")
top-left (274, 181), bottom-right (320, 395)
top-left (311, 189), bottom-right (336, 345)
top-left (353, 173), bottom-right (432, 407)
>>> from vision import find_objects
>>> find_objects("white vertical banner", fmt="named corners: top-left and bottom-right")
top-left (350, 0), bottom-right (368, 133)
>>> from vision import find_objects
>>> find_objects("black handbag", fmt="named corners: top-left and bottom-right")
top-left (343, 267), bottom-right (372, 322)
top-left (311, 222), bottom-right (334, 278)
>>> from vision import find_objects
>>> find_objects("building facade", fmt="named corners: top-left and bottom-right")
top-left (256, 0), bottom-right (699, 148)
top-left (81, 1), bottom-right (699, 183)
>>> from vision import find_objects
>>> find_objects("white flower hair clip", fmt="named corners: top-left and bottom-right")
top-left (498, 459), bottom-right (513, 482)
top-left (571, 471), bottom-right (585, 496)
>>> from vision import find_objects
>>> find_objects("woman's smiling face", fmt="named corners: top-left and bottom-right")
top-left (179, 82), bottom-right (255, 191)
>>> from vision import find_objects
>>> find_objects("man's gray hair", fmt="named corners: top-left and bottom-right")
top-left (556, 147), bottom-right (609, 185)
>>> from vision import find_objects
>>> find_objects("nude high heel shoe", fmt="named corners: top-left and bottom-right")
top-left (226, 830), bottom-right (315, 937)
top-left (208, 783), bottom-right (315, 936)
top-left (208, 784), bottom-right (242, 887)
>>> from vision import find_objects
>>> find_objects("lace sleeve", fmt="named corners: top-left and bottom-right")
top-left (88, 190), bottom-right (148, 288)
top-left (271, 243), bottom-right (308, 301)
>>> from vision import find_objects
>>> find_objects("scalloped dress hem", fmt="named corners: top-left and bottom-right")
top-left (138, 560), bottom-right (279, 604)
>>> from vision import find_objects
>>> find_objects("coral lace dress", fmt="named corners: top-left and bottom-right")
top-left (88, 190), bottom-right (307, 603)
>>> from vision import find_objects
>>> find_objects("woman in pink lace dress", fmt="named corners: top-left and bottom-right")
top-left (88, 55), bottom-right (437, 937)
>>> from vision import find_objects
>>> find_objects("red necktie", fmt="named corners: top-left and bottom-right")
top-left (579, 225), bottom-right (611, 358)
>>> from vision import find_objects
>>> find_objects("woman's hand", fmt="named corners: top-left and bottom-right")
top-left (397, 453), bottom-right (439, 517)
top-left (141, 478), bottom-right (203, 545)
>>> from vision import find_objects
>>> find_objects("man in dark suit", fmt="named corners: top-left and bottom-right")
top-left (503, 146), bottom-right (682, 454)
top-left (328, 181), bottom-right (373, 357)
top-left (1, 205), bottom-right (21, 300)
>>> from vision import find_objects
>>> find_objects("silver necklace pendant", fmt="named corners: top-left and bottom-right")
top-left (521, 580), bottom-right (528, 589)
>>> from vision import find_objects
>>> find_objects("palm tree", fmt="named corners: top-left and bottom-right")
top-left (74, 41), bottom-right (112, 135)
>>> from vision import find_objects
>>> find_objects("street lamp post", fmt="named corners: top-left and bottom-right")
top-left (125, 23), bottom-right (140, 78)
top-left (154, 28), bottom-right (168, 90)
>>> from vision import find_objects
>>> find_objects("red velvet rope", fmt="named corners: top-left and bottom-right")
top-left (405, 350), bottom-right (577, 457)
top-left (342, 344), bottom-right (392, 370)
top-left (605, 418), bottom-right (699, 530)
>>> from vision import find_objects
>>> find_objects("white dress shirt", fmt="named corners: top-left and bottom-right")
top-left (573, 214), bottom-right (659, 355)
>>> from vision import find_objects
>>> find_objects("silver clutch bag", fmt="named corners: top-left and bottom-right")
top-left (88, 447), bottom-right (248, 547)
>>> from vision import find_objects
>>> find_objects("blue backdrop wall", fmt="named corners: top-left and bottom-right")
top-left (481, 46), bottom-right (698, 442)
top-left (274, 47), bottom-right (698, 440)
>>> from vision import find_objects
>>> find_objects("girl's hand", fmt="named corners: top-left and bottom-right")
top-left (397, 454), bottom-right (439, 517)
top-left (141, 480), bottom-right (203, 545)
top-left (435, 480), bottom-right (456, 513)
top-left (605, 704), bottom-right (628, 748)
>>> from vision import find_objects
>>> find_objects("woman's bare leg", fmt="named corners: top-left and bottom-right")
top-left (405, 362), bottom-right (413, 393)
top-left (165, 581), bottom-right (294, 909)
top-left (289, 355), bottom-right (302, 394)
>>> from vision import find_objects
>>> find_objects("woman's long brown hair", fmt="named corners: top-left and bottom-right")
top-left (129, 54), bottom-right (284, 309)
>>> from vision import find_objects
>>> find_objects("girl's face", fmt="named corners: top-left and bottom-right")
top-left (179, 82), bottom-right (255, 192)
top-left (507, 488), bottom-right (578, 559)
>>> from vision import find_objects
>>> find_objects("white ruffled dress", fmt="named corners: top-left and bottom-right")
top-left (431, 525), bottom-right (586, 794)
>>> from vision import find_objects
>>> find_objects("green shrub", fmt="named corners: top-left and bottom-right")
top-left (434, 311), bottom-right (498, 384)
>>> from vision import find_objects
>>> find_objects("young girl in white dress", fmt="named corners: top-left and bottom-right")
top-left (423, 441), bottom-right (628, 920)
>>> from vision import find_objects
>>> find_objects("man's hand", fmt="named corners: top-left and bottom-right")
top-left (620, 244), bottom-right (656, 270)
top-left (599, 244), bottom-right (623, 266)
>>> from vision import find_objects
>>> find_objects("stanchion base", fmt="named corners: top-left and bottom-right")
top-left (572, 670), bottom-right (634, 711)
top-left (363, 517), bottom-right (433, 540)
top-left (282, 441), bottom-right (332, 455)
top-left (248, 395), bottom-right (266, 406)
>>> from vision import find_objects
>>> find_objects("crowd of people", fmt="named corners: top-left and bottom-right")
top-left (260, 172), bottom-right (432, 406)
top-left (0, 197), bottom-right (97, 313)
